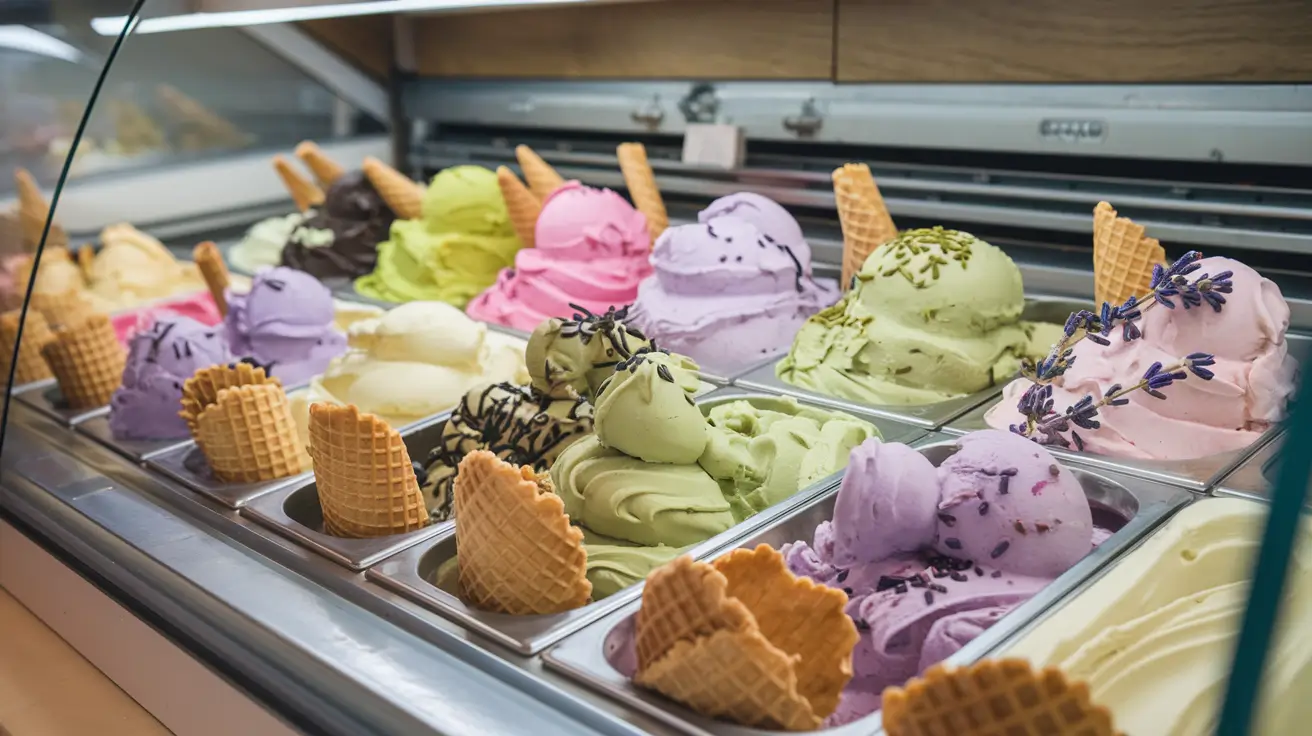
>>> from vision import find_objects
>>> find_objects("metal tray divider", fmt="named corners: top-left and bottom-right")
top-left (542, 441), bottom-right (1194, 736)
top-left (13, 380), bottom-right (110, 426)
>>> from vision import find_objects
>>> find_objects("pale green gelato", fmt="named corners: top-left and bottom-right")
top-left (777, 227), bottom-right (1058, 405)
top-left (551, 352), bottom-right (880, 598)
top-left (354, 165), bottom-right (522, 306)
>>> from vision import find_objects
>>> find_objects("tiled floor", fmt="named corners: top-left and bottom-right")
top-left (0, 586), bottom-right (171, 736)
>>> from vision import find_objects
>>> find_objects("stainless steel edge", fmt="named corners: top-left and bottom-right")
top-left (542, 441), bottom-right (1194, 736)
top-left (74, 414), bottom-right (195, 463)
top-left (13, 382), bottom-right (109, 426)
top-left (145, 444), bottom-right (312, 509)
top-left (1215, 431), bottom-right (1285, 501)
top-left (0, 410), bottom-right (657, 736)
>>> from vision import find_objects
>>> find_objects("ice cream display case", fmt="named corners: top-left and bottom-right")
top-left (4, 3), bottom-right (1312, 735)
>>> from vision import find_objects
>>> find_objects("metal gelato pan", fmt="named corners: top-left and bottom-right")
top-left (734, 297), bottom-right (1089, 430)
top-left (240, 414), bottom-right (454, 570)
top-left (542, 437), bottom-right (1193, 736)
top-left (74, 414), bottom-right (194, 463)
top-left (1215, 431), bottom-right (1285, 502)
top-left (365, 390), bottom-right (927, 655)
top-left (12, 378), bottom-right (109, 426)
top-left (144, 443), bottom-right (311, 509)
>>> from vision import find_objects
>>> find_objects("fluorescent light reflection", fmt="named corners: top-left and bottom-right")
top-left (91, 0), bottom-right (590, 36)
top-left (0, 25), bottom-right (84, 62)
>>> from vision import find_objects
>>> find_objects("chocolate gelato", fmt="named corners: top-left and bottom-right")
top-left (281, 171), bottom-right (395, 280)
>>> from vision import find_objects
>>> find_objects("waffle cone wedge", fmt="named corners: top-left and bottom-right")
top-left (497, 166), bottom-right (541, 249)
top-left (882, 659), bottom-right (1122, 736)
top-left (515, 144), bottom-right (565, 200)
top-left (179, 362), bottom-right (280, 437)
top-left (274, 155), bottom-right (324, 212)
top-left (617, 142), bottom-right (669, 241)
top-left (454, 450), bottom-right (591, 615)
top-left (1093, 201), bottom-right (1166, 308)
top-left (0, 310), bottom-right (54, 384)
top-left (193, 241), bottom-right (230, 316)
top-left (308, 403), bottom-right (430, 538)
top-left (193, 383), bottom-right (308, 483)
top-left (76, 244), bottom-right (96, 283)
top-left (13, 168), bottom-right (67, 251)
top-left (40, 314), bottom-right (125, 409)
top-left (295, 140), bottom-right (345, 187)
top-left (634, 545), bottom-right (857, 730)
top-left (833, 163), bottom-right (897, 290)
top-left (363, 157), bottom-right (424, 220)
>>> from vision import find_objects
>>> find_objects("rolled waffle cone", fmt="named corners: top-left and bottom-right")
top-left (833, 163), bottom-right (898, 290)
top-left (634, 545), bottom-right (857, 730)
top-left (295, 140), bottom-right (345, 187)
top-left (179, 362), bottom-right (280, 437)
top-left (882, 659), bottom-right (1121, 736)
top-left (30, 288), bottom-right (95, 331)
top-left (497, 166), bottom-right (541, 249)
top-left (362, 157), bottom-right (424, 220)
top-left (515, 144), bottom-right (565, 201)
top-left (193, 241), bottom-right (230, 316)
top-left (14, 168), bottom-right (67, 252)
top-left (76, 244), bottom-right (95, 283)
top-left (194, 383), bottom-right (308, 483)
top-left (1093, 201), bottom-right (1166, 308)
top-left (308, 403), bottom-right (430, 538)
top-left (40, 314), bottom-right (125, 409)
top-left (454, 450), bottom-right (591, 615)
top-left (617, 142), bottom-right (668, 241)
top-left (0, 310), bottom-right (54, 385)
top-left (273, 155), bottom-right (324, 212)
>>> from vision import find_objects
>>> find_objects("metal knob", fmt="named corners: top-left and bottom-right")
top-left (630, 95), bottom-right (665, 128)
top-left (783, 98), bottom-right (824, 137)
top-left (678, 83), bottom-right (720, 124)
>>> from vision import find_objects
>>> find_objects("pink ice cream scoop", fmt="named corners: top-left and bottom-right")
top-left (985, 256), bottom-right (1296, 460)
top-left (224, 266), bottom-right (346, 386)
top-left (782, 430), bottom-right (1104, 726)
top-left (628, 194), bottom-right (837, 373)
top-left (109, 291), bottom-right (224, 345)
top-left (465, 181), bottom-right (652, 331)
top-left (109, 316), bottom-right (233, 440)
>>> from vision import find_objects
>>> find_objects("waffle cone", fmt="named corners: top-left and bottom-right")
top-left (179, 362), bottom-right (280, 437)
top-left (155, 84), bottom-right (249, 150)
top-left (295, 140), bottom-right (345, 187)
top-left (617, 143), bottom-right (668, 241)
top-left (30, 288), bottom-right (95, 330)
top-left (308, 403), bottom-right (429, 538)
top-left (497, 166), bottom-right (541, 249)
top-left (514, 145), bottom-right (565, 201)
top-left (454, 450), bottom-right (591, 615)
top-left (882, 659), bottom-right (1121, 736)
top-left (833, 163), bottom-right (897, 290)
top-left (192, 241), bottom-right (230, 316)
top-left (77, 244), bottom-right (96, 283)
top-left (274, 156), bottom-right (324, 212)
top-left (634, 546), bottom-right (856, 729)
top-left (14, 168), bottom-right (67, 251)
top-left (193, 383), bottom-right (308, 483)
top-left (0, 310), bottom-right (54, 384)
top-left (1093, 201), bottom-right (1165, 308)
top-left (40, 314), bottom-right (125, 409)
top-left (362, 157), bottom-right (424, 220)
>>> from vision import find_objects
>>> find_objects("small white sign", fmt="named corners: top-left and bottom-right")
top-left (681, 123), bottom-right (745, 169)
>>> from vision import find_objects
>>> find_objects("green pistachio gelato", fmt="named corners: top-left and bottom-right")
top-left (777, 227), bottom-right (1057, 405)
top-left (354, 166), bottom-right (523, 306)
top-left (593, 351), bottom-right (708, 464)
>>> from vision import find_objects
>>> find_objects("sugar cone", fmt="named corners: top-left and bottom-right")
top-left (273, 155), bottom-right (324, 212)
top-left (0, 310), bottom-right (54, 385)
top-left (833, 163), bottom-right (897, 290)
top-left (515, 145), bottom-right (565, 201)
top-left (1093, 201), bottom-right (1166, 308)
top-left (13, 168), bottom-right (67, 252)
top-left (295, 140), bottom-right (345, 187)
top-left (76, 244), bottom-right (95, 283)
top-left (882, 659), bottom-right (1121, 736)
top-left (193, 383), bottom-right (307, 483)
top-left (496, 166), bottom-right (541, 249)
top-left (362, 157), bottom-right (424, 220)
top-left (617, 143), bottom-right (668, 241)
top-left (192, 241), bottom-right (230, 316)
top-left (40, 314), bottom-right (125, 409)
top-left (179, 362), bottom-right (280, 438)
top-left (308, 403), bottom-right (430, 538)
top-left (454, 450), bottom-right (591, 615)
top-left (633, 546), bottom-right (857, 730)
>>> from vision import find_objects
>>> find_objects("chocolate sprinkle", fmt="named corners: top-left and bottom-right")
top-left (837, 569), bottom-right (850, 583)
top-left (991, 540), bottom-right (1010, 559)
top-left (656, 364), bottom-right (674, 383)
top-left (992, 570), bottom-right (1003, 578)
top-left (924, 591), bottom-right (935, 605)
top-left (974, 566), bottom-right (984, 577)
top-left (929, 583), bottom-right (947, 594)
top-left (998, 475), bottom-right (1011, 495)
top-left (944, 538), bottom-right (962, 550)
top-left (937, 513), bottom-right (957, 527)
top-left (978, 502), bottom-right (989, 516)
top-left (950, 571), bottom-right (968, 582)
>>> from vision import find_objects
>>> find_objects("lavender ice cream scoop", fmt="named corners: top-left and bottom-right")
top-left (782, 430), bottom-right (1108, 726)
top-left (628, 195), bottom-right (837, 374)
top-left (109, 316), bottom-right (232, 440)
top-left (224, 266), bottom-right (346, 386)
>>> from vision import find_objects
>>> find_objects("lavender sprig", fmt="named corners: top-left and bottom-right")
top-left (1011, 354), bottom-right (1217, 449)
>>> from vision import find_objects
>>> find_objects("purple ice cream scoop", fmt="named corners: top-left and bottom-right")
top-left (782, 431), bottom-right (1107, 726)
top-left (109, 316), bottom-right (233, 440)
top-left (224, 266), bottom-right (346, 386)
top-left (628, 197), bottom-right (838, 373)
